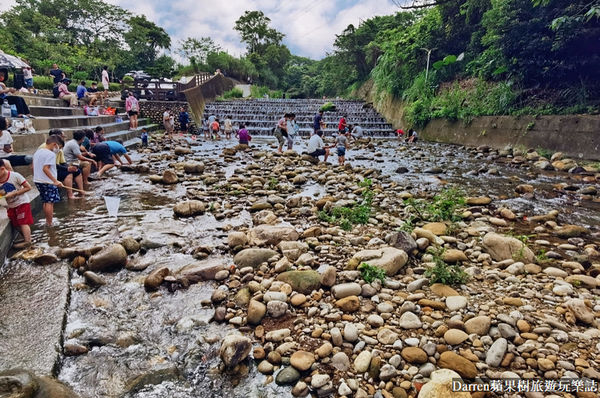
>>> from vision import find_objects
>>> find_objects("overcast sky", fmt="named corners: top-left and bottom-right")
top-left (1, 0), bottom-right (402, 60)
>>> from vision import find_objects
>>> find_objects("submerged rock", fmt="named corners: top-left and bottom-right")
top-left (86, 244), bottom-right (127, 272)
top-left (0, 369), bottom-right (80, 398)
top-left (173, 200), bottom-right (205, 217)
top-left (219, 334), bottom-right (252, 368)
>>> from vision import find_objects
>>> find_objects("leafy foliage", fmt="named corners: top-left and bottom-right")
top-left (318, 179), bottom-right (374, 231)
top-left (358, 263), bottom-right (387, 283)
top-left (425, 250), bottom-right (469, 286)
top-left (403, 187), bottom-right (466, 223)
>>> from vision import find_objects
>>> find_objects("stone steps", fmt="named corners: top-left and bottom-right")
top-left (203, 98), bottom-right (393, 136)
top-left (29, 106), bottom-right (86, 117)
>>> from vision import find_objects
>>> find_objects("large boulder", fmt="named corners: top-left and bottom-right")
top-left (482, 232), bottom-right (535, 262)
top-left (248, 225), bottom-right (299, 246)
top-left (278, 241), bottom-right (309, 262)
top-left (233, 248), bottom-right (278, 268)
top-left (219, 334), bottom-right (252, 368)
top-left (348, 247), bottom-right (408, 276)
top-left (0, 369), bottom-right (80, 398)
top-left (276, 270), bottom-right (321, 294)
top-left (86, 244), bottom-right (127, 272)
top-left (173, 201), bottom-right (205, 217)
top-left (418, 369), bottom-right (471, 398)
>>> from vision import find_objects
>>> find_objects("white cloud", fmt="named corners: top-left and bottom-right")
top-left (2, 0), bottom-right (402, 60)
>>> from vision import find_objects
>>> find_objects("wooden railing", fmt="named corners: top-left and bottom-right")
top-left (128, 72), bottom-right (214, 101)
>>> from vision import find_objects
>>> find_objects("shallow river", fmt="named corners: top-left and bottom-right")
top-left (3, 136), bottom-right (599, 397)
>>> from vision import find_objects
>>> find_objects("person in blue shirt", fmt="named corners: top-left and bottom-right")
top-left (178, 107), bottom-right (190, 134)
top-left (76, 81), bottom-right (97, 105)
top-left (140, 128), bottom-right (148, 147)
top-left (105, 140), bottom-right (133, 166)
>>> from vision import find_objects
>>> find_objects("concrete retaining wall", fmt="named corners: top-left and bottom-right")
top-left (357, 80), bottom-right (600, 161)
top-left (421, 115), bottom-right (600, 160)
top-left (139, 101), bottom-right (189, 130)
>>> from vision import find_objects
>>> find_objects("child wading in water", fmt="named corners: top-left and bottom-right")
top-left (32, 135), bottom-right (64, 226)
top-left (335, 131), bottom-right (349, 166)
top-left (0, 160), bottom-right (34, 248)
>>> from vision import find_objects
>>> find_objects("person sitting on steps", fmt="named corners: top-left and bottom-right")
top-left (58, 78), bottom-right (78, 107)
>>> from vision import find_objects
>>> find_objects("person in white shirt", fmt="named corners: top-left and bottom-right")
top-left (101, 65), bottom-right (110, 104)
top-left (33, 135), bottom-right (64, 225)
top-left (306, 130), bottom-right (330, 162)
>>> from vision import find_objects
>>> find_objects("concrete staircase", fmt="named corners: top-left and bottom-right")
top-left (11, 95), bottom-right (158, 152)
top-left (203, 98), bottom-right (394, 136)
top-left (1, 94), bottom-right (158, 261)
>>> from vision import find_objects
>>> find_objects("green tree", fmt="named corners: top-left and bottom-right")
top-left (234, 10), bottom-right (284, 54)
top-left (178, 37), bottom-right (221, 64)
top-left (124, 15), bottom-right (171, 71)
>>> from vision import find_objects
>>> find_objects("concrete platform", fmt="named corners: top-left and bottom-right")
top-left (29, 106), bottom-right (86, 117)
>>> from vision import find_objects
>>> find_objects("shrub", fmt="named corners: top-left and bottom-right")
top-left (358, 263), bottom-right (387, 283)
top-left (223, 87), bottom-right (244, 99)
top-left (425, 251), bottom-right (469, 285)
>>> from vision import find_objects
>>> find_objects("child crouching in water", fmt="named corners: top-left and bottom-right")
top-left (236, 124), bottom-right (252, 145)
top-left (0, 159), bottom-right (34, 248)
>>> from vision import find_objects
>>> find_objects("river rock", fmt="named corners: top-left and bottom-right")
top-left (344, 323), bottom-right (359, 342)
top-left (399, 311), bottom-right (422, 329)
top-left (465, 315), bottom-right (491, 335)
top-left (249, 225), bottom-right (299, 246)
top-left (438, 351), bottom-right (477, 378)
top-left (177, 260), bottom-right (225, 282)
top-left (247, 300), bottom-right (266, 325)
top-left (173, 200), bottom-right (205, 217)
top-left (233, 248), bottom-right (278, 268)
top-left (267, 300), bottom-right (288, 317)
top-left (354, 351), bottom-right (372, 373)
top-left (276, 366), bottom-right (301, 385)
top-left (228, 231), bottom-right (248, 248)
top-left (144, 267), bottom-right (170, 291)
top-left (446, 296), bottom-right (468, 311)
top-left (423, 222), bottom-right (447, 235)
top-left (466, 196), bottom-right (492, 205)
top-left (336, 295), bottom-right (360, 312)
top-left (377, 328), bottom-right (399, 345)
top-left (120, 237), bottom-right (141, 254)
top-left (419, 369), bottom-right (471, 398)
top-left (174, 146), bottom-right (192, 155)
top-left (0, 369), bottom-right (80, 398)
top-left (320, 266), bottom-right (337, 287)
top-left (278, 241), bottom-right (308, 262)
top-left (290, 350), bottom-right (315, 371)
top-left (183, 161), bottom-right (204, 174)
top-left (385, 231), bottom-right (418, 253)
top-left (33, 253), bottom-right (59, 265)
top-left (401, 347), bottom-right (428, 364)
top-left (332, 352), bottom-right (350, 371)
top-left (276, 270), bottom-right (321, 294)
top-left (86, 243), bottom-right (127, 272)
top-left (219, 334), bottom-right (252, 368)
top-left (555, 225), bottom-right (587, 238)
top-left (83, 271), bottom-right (106, 286)
top-left (331, 282), bottom-right (361, 299)
top-left (311, 374), bottom-right (330, 388)
top-left (162, 169), bottom-right (178, 184)
top-left (442, 249), bottom-right (468, 263)
top-left (348, 247), bottom-right (408, 276)
top-left (252, 210), bottom-right (279, 225)
top-left (444, 329), bottom-right (469, 345)
top-left (482, 232), bottom-right (535, 262)
top-left (486, 338), bottom-right (508, 367)
top-left (566, 299), bottom-right (594, 324)
top-left (414, 228), bottom-right (444, 245)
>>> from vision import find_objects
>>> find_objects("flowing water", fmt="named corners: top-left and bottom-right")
top-left (2, 136), bottom-right (599, 398)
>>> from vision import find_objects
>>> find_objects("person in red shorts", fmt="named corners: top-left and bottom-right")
top-left (0, 159), bottom-right (33, 248)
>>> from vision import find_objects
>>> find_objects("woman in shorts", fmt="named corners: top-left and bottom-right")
top-left (125, 91), bottom-right (139, 130)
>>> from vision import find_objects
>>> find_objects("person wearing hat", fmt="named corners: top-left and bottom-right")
top-left (58, 78), bottom-right (77, 107)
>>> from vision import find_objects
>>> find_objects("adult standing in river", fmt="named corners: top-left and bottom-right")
top-left (313, 110), bottom-right (325, 136)
top-left (125, 91), bottom-right (139, 130)
top-left (286, 113), bottom-right (299, 151)
top-left (274, 113), bottom-right (288, 153)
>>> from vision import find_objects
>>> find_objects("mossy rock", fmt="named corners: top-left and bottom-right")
top-left (276, 270), bottom-right (321, 294)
